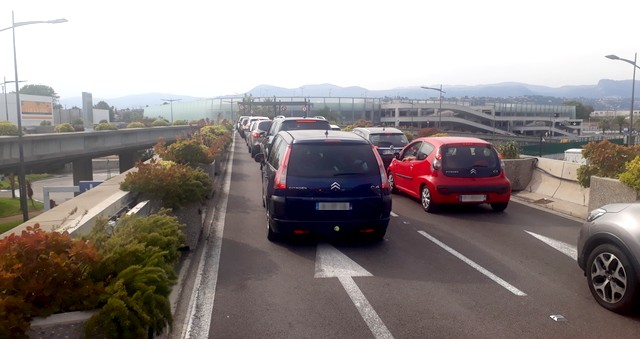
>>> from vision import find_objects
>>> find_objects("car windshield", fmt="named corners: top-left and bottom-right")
top-left (288, 143), bottom-right (379, 177)
top-left (369, 133), bottom-right (408, 147)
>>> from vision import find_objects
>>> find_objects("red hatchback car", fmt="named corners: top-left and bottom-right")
top-left (387, 136), bottom-right (511, 212)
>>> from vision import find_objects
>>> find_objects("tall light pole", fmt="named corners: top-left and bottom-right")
top-left (606, 53), bottom-right (638, 146)
top-left (161, 98), bottom-right (181, 123)
top-left (1, 12), bottom-right (68, 222)
top-left (2, 77), bottom-right (26, 121)
top-left (421, 85), bottom-right (446, 129)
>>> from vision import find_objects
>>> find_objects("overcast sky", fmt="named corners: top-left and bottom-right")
top-left (1, 0), bottom-right (639, 101)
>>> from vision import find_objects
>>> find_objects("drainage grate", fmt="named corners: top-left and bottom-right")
top-left (533, 198), bottom-right (554, 205)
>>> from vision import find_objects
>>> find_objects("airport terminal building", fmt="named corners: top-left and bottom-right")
top-left (144, 96), bottom-right (582, 139)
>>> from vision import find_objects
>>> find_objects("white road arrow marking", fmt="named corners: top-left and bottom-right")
top-left (525, 231), bottom-right (577, 261)
top-left (315, 243), bottom-right (393, 339)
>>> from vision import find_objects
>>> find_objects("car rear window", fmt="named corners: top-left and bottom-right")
top-left (441, 145), bottom-right (500, 172)
top-left (280, 120), bottom-right (330, 131)
top-left (257, 120), bottom-right (272, 130)
top-left (288, 143), bottom-right (379, 178)
top-left (369, 133), bottom-right (408, 147)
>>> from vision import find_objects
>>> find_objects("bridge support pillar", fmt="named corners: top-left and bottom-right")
top-left (72, 158), bottom-right (93, 196)
top-left (119, 150), bottom-right (137, 172)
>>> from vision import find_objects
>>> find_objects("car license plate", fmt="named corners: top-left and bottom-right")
top-left (382, 149), bottom-right (395, 155)
top-left (316, 202), bottom-right (352, 210)
top-left (460, 194), bottom-right (486, 202)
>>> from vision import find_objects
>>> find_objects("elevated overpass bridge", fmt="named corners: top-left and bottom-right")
top-left (0, 125), bottom-right (199, 185)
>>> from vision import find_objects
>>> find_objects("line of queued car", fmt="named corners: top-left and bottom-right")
top-left (236, 116), bottom-right (640, 315)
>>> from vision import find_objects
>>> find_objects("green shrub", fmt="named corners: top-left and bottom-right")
top-left (95, 122), bottom-right (118, 131)
top-left (152, 119), bottom-right (170, 127)
top-left (495, 141), bottom-right (521, 159)
top-left (120, 160), bottom-right (212, 209)
top-left (0, 121), bottom-right (19, 136)
top-left (618, 155), bottom-right (640, 191)
top-left (39, 120), bottom-right (52, 126)
top-left (417, 127), bottom-right (439, 137)
top-left (157, 138), bottom-right (214, 164)
top-left (82, 212), bottom-right (184, 338)
top-left (172, 119), bottom-right (188, 125)
top-left (54, 123), bottom-right (75, 133)
top-left (127, 121), bottom-right (146, 128)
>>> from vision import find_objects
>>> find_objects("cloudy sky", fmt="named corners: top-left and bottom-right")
top-left (0, 0), bottom-right (638, 101)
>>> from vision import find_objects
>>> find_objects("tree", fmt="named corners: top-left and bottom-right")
top-left (563, 100), bottom-right (593, 120)
top-left (613, 115), bottom-right (627, 133)
top-left (19, 84), bottom-right (60, 108)
top-left (598, 118), bottom-right (611, 134)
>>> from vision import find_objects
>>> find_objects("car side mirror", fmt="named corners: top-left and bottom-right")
top-left (254, 153), bottom-right (264, 163)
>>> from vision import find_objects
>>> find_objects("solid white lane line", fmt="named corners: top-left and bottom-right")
top-left (183, 134), bottom-right (235, 339)
top-left (525, 231), bottom-right (577, 261)
top-left (339, 276), bottom-right (394, 339)
top-left (418, 231), bottom-right (527, 296)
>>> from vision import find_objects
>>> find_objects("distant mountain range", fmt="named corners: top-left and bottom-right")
top-left (59, 79), bottom-right (638, 110)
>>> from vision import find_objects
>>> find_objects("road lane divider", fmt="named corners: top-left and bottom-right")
top-left (525, 231), bottom-right (577, 261)
top-left (417, 231), bottom-right (527, 297)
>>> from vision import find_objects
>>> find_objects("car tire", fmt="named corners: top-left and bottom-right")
top-left (586, 243), bottom-right (639, 313)
top-left (266, 211), bottom-right (280, 242)
top-left (421, 185), bottom-right (438, 213)
top-left (388, 172), bottom-right (398, 194)
top-left (491, 202), bottom-right (508, 212)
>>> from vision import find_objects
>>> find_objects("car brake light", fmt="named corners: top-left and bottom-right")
top-left (433, 152), bottom-right (442, 170)
top-left (274, 145), bottom-right (292, 189)
top-left (372, 145), bottom-right (389, 189)
top-left (252, 131), bottom-right (260, 138)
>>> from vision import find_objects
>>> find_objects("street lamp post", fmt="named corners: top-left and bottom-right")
top-left (2, 77), bottom-right (26, 121)
top-left (421, 85), bottom-right (446, 129)
top-left (606, 53), bottom-right (639, 146)
top-left (1, 11), bottom-right (67, 222)
top-left (161, 98), bottom-right (181, 123)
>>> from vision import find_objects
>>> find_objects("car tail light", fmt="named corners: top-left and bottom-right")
top-left (498, 153), bottom-right (506, 170)
top-left (372, 145), bottom-right (389, 189)
top-left (252, 131), bottom-right (260, 138)
top-left (274, 145), bottom-right (292, 189)
top-left (433, 152), bottom-right (442, 170)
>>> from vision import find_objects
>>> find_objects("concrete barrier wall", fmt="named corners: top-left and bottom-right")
top-left (525, 157), bottom-right (590, 206)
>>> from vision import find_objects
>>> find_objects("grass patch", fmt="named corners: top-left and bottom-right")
top-left (0, 173), bottom-right (54, 189)
top-left (0, 219), bottom-right (23, 234)
top-left (0, 197), bottom-right (43, 218)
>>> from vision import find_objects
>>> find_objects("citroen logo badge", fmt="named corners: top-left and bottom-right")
top-left (470, 168), bottom-right (477, 175)
top-left (331, 182), bottom-right (341, 190)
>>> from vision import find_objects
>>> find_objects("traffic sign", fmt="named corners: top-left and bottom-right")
top-left (302, 106), bottom-right (307, 112)
top-left (281, 105), bottom-right (287, 111)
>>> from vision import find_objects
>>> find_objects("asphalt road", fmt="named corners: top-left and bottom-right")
top-left (175, 134), bottom-right (640, 339)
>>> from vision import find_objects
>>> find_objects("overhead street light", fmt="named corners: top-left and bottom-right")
top-left (1, 11), bottom-right (68, 222)
top-left (421, 85), bottom-right (446, 129)
top-left (161, 98), bottom-right (181, 123)
top-left (2, 77), bottom-right (26, 121)
top-left (606, 53), bottom-right (639, 146)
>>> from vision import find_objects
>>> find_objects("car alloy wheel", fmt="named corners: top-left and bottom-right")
top-left (586, 243), bottom-right (639, 313)
top-left (421, 185), bottom-right (437, 213)
top-left (388, 172), bottom-right (397, 193)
